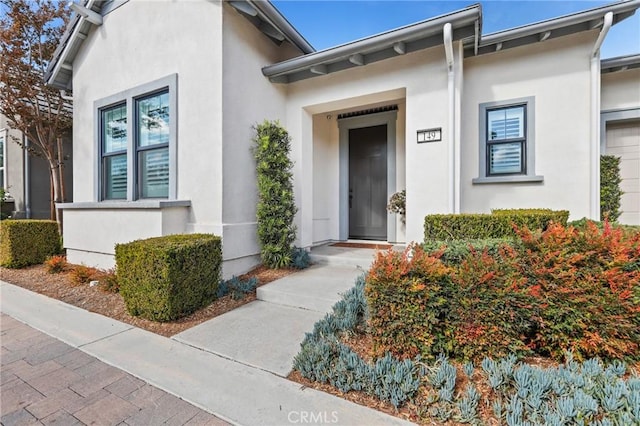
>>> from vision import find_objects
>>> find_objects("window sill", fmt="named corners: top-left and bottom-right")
top-left (56, 200), bottom-right (191, 210)
top-left (472, 175), bottom-right (544, 184)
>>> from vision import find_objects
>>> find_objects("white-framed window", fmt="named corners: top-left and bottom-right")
top-left (95, 74), bottom-right (177, 201)
top-left (473, 96), bottom-right (543, 184)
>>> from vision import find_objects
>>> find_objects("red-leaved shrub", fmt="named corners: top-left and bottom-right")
top-left (44, 255), bottom-right (68, 273)
top-left (518, 221), bottom-right (640, 360)
top-left (366, 221), bottom-right (640, 362)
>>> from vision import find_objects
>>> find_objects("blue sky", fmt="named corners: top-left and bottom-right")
top-left (272, 1), bottom-right (640, 59)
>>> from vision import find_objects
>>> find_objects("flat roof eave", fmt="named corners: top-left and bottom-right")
top-left (262, 4), bottom-right (482, 83)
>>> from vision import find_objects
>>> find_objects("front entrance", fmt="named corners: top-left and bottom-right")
top-left (348, 125), bottom-right (388, 240)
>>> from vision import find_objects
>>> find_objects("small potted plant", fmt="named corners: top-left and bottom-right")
top-left (387, 190), bottom-right (406, 225)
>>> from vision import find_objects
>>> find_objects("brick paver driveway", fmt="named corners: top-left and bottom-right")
top-left (0, 314), bottom-right (229, 426)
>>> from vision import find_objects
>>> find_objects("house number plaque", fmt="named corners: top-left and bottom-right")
top-left (417, 128), bottom-right (442, 143)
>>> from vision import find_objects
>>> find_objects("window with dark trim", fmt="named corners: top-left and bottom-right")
top-left (95, 74), bottom-right (177, 201)
top-left (136, 91), bottom-right (169, 198)
top-left (486, 104), bottom-right (526, 176)
top-left (0, 130), bottom-right (5, 189)
top-left (473, 96), bottom-right (543, 184)
top-left (101, 104), bottom-right (127, 199)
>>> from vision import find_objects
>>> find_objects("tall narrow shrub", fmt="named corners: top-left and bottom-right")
top-left (600, 155), bottom-right (623, 222)
top-left (252, 120), bottom-right (297, 268)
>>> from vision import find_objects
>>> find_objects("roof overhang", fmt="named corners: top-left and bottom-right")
top-left (601, 54), bottom-right (640, 73)
top-left (45, 0), bottom-right (105, 90)
top-left (469, 0), bottom-right (640, 57)
top-left (231, 1), bottom-right (314, 54)
top-left (262, 4), bottom-right (482, 84)
top-left (46, 0), bottom-right (314, 91)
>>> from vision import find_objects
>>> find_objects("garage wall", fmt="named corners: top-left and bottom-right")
top-left (601, 67), bottom-right (640, 225)
top-left (605, 120), bottom-right (640, 225)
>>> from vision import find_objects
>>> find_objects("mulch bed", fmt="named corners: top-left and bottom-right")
top-left (0, 264), bottom-right (295, 337)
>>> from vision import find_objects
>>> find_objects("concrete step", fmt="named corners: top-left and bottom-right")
top-left (308, 244), bottom-right (378, 269)
top-left (256, 264), bottom-right (364, 313)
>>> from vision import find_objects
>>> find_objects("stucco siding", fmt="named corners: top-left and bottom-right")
top-left (286, 46), bottom-right (449, 244)
top-left (72, 0), bottom-right (223, 215)
top-left (220, 3), bottom-right (298, 274)
top-left (67, 0), bottom-right (224, 267)
top-left (63, 206), bottom-right (190, 269)
top-left (601, 68), bottom-right (640, 111)
top-left (311, 113), bottom-right (339, 243)
top-left (461, 32), bottom-right (595, 221)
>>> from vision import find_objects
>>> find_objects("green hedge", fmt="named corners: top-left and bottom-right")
top-left (569, 217), bottom-right (640, 234)
top-left (0, 220), bottom-right (61, 268)
top-left (115, 234), bottom-right (221, 322)
top-left (422, 238), bottom-right (516, 265)
top-left (601, 155), bottom-right (623, 222)
top-left (424, 209), bottom-right (569, 240)
top-left (252, 120), bottom-right (297, 268)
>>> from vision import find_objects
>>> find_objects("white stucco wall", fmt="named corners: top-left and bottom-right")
top-left (311, 113), bottom-right (338, 244)
top-left (601, 68), bottom-right (640, 111)
top-left (220, 3), bottom-right (301, 275)
top-left (65, 0), bottom-right (303, 275)
top-left (460, 32), bottom-right (596, 221)
top-left (72, 0), bottom-right (224, 214)
top-left (63, 0), bottom-right (627, 271)
top-left (286, 46), bottom-right (453, 245)
top-left (63, 205), bottom-right (190, 268)
top-left (66, 0), bottom-right (224, 269)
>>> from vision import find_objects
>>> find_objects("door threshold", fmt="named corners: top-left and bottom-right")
top-left (331, 241), bottom-right (394, 250)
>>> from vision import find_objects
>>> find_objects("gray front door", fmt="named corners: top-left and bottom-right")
top-left (348, 125), bottom-right (387, 240)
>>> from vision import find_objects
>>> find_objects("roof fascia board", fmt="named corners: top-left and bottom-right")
top-left (601, 53), bottom-right (640, 72)
top-left (45, 14), bottom-right (82, 87)
top-left (479, 0), bottom-right (639, 47)
top-left (474, 22), bottom-right (594, 56)
top-left (247, 0), bottom-right (315, 54)
top-left (262, 4), bottom-right (481, 79)
top-left (281, 26), bottom-right (476, 83)
top-left (601, 53), bottom-right (640, 68)
top-left (45, 0), bottom-right (101, 89)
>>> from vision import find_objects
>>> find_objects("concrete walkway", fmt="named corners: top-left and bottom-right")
top-left (1, 245), bottom-right (412, 426)
top-left (174, 263), bottom-right (364, 376)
